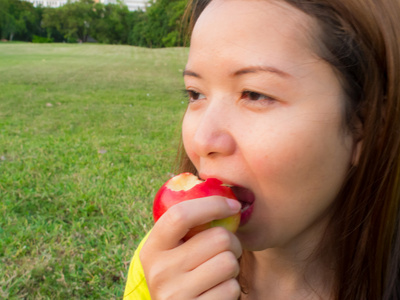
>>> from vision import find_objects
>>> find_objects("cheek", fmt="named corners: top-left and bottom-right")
top-left (249, 120), bottom-right (354, 205)
top-left (182, 113), bottom-right (199, 165)
top-left (245, 126), bottom-right (354, 248)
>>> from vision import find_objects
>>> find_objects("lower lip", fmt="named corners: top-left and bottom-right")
top-left (240, 202), bottom-right (254, 226)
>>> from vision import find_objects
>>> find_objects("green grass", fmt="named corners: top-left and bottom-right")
top-left (0, 43), bottom-right (189, 299)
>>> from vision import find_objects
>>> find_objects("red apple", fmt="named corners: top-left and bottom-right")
top-left (153, 172), bottom-right (241, 240)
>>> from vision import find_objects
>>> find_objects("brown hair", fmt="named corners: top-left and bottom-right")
top-left (178, 0), bottom-right (400, 299)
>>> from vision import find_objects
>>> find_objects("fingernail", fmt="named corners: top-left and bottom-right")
top-left (226, 198), bottom-right (241, 212)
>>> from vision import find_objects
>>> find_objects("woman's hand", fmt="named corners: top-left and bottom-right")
top-left (140, 196), bottom-right (242, 300)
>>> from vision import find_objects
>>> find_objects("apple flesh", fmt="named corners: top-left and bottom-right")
top-left (153, 172), bottom-right (241, 240)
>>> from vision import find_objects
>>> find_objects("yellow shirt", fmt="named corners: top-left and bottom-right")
top-left (123, 232), bottom-right (151, 299)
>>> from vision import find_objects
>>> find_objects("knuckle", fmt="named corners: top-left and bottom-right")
top-left (226, 278), bottom-right (241, 298)
top-left (147, 269), bottom-right (185, 300)
top-left (212, 227), bottom-right (232, 249)
top-left (219, 251), bottom-right (240, 278)
top-left (146, 265), bottom-right (187, 300)
top-left (139, 246), bottom-right (153, 269)
top-left (232, 235), bottom-right (243, 259)
top-left (165, 204), bottom-right (187, 228)
top-left (143, 258), bottom-right (174, 288)
top-left (210, 228), bottom-right (242, 259)
top-left (157, 289), bottom-right (183, 300)
top-left (146, 263), bottom-right (164, 286)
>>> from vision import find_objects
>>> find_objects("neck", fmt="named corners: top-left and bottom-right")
top-left (240, 221), bottom-right (336, 299)
top-left (246, 251), bottom-right (334, 299)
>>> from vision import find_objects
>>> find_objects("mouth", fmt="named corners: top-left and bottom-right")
top-left (200, 174), bottom-right (255, 226)
top-left (230, 185), bottom-right (255, 226)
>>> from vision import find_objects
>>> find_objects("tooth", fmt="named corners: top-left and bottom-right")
top-left (221, 183), bottom-right (233, 187)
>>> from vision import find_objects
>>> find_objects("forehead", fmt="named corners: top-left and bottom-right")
top-left (194, 0), bottom-right (311, 33)
top-left (188, 0), bottom-right (318, 73)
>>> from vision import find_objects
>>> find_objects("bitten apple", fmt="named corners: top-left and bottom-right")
top-left (153, 172), bottom-right (241, 240)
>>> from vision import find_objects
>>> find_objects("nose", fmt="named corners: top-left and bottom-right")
top-left (186, 100), bottom-right (236, 158)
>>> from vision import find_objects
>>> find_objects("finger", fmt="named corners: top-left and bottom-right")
top-left (148, 196), bottom-right (241, 250)
top-left (197, 278), bottom-right (241, 300)
top-left (180, 226), bottom-right (242, 271)
top-left (189, 250), bottom-right (240, 297)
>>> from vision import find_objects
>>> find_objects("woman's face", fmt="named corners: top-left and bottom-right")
top-left (182, 0), bottom-right (358, 251)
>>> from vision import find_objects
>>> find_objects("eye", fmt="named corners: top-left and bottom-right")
top-left (241, 91), bottom-right (275, 102)
top-left (185, 89), bottom-right (206, 102)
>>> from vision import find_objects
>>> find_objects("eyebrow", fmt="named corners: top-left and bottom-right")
top-left (183, 65), bottom-right (292, 79)
top-left (234, 66), bottom-right (292, 78)
top-left (182, 69), bottom-right (201, 78)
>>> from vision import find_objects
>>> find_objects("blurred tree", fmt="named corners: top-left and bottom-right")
top-left (1, 0), bottom-right (189, 47)
top-left (91, 2), bottom-right (133, 44)
top-left (42, 0), bottom-right (96, 42)
top-left (0, 0), bottom-right (41, 41)
top-left (128, 10), bottom-right (147, 47)
top-left (41, 7), bottom-right (64, 42)
top-left (129, 0), bottom-right (188, 48)
top-left (60, 0), bottom-right (97, 42)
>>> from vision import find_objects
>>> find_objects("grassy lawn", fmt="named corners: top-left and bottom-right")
top-left (0, 42), bottom-right (188, 299)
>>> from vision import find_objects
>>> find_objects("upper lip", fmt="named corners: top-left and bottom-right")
top-left (199, 173), bottom-right (255, 204)
top-left (199, 173), bottom-right (242, 188)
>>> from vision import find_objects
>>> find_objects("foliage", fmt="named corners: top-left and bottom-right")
top-left (0, 42), bottom-right (188, 299)
top-left (32, 34), bottom-right (54, 43)
top-left (129, 0), bottom-right (188, 48)
top-left (90, 3), bottom-right (133, 44)
top-left (0, 0), bottom-right (189, 47)
top-left (128, 10), bottom-right (148, 47)
top-left (0, 0), bottom-right (44, 41)
top-left (42, 0), bottom-right (97, 42)
top-left (42, 0), bottom-right (131, 44)
top-left (40, 6), bottom-right (65, 42)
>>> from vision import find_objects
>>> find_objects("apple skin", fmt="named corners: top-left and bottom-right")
top-left (153, 173), bottom-right (240, 240)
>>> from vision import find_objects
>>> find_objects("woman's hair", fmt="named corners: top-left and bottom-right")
top-left (178, 0), bottom-right (400, 299)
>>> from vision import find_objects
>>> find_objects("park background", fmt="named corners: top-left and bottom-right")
top-left (1, 0), bottom-right (190, 298)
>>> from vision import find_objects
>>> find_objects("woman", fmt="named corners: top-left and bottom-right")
top-left (124, 0), bottom-right (400, 299)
